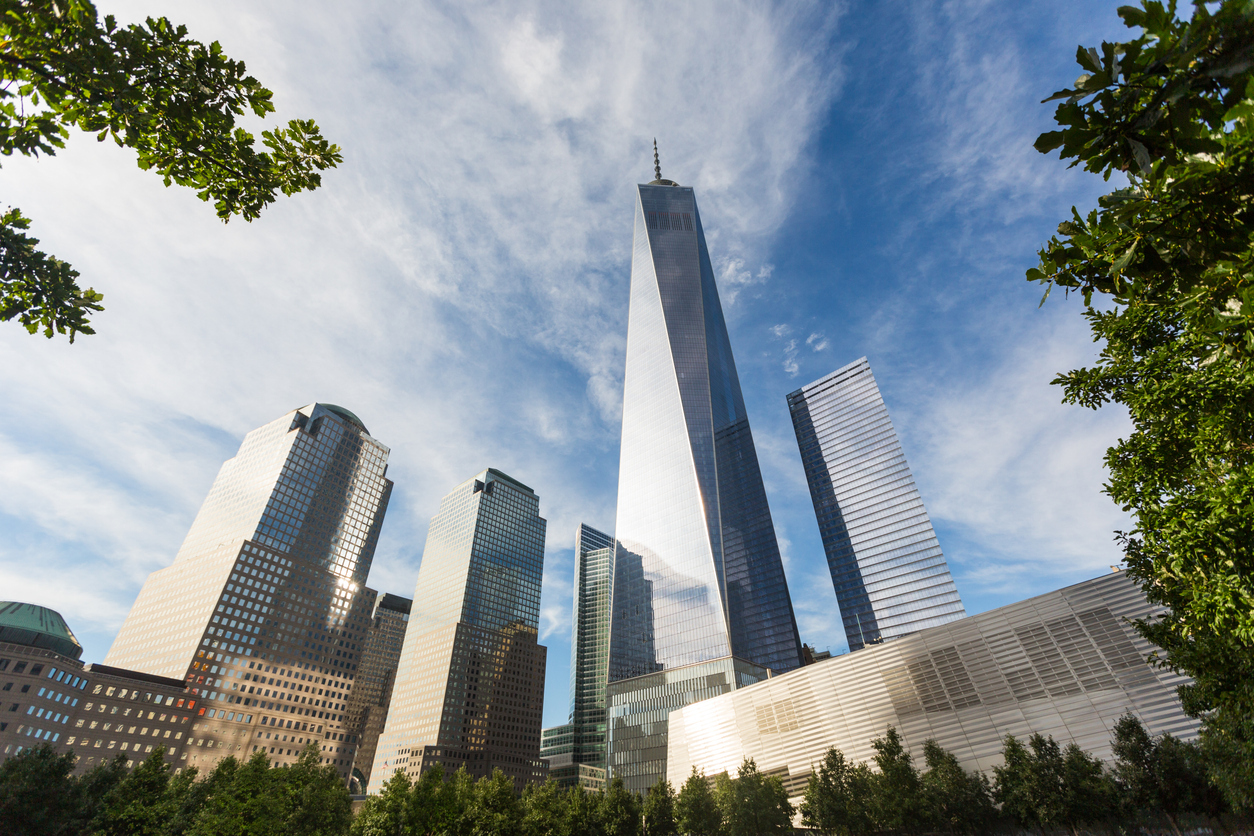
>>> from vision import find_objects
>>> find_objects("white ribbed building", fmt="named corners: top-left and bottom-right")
top-left (667, 572), bottom-right (1197, 801)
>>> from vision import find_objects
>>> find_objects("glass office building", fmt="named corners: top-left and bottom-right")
top-left (544, 523), bottom-right (614, 787)
top-left (787, 358), bottom-right (965, 651)
top-left (105, 403), bottom-right (392, 781)
top-left (608, 174), bottom-right (803, 792)
top-left (346, 592), bottom-right (412, 793)
top-left (369, 469), bottom-right (548, 792)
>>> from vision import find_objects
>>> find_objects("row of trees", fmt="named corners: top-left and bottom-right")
top-left (350, 757), bottom-right (792, 836)
top-left (800, 716), bottom-right (1231, 836)
top-left (0, 743), bottom-right (351, 836)
top-left (4, 713), bottom-right (1241, 836)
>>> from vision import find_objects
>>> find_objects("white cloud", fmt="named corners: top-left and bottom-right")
top-left (897, 313), bottom-right (1132, 596)
top-left (806, 332), bottom-right (829, 351)
top-left (0, 0), bottom-right (845, 725)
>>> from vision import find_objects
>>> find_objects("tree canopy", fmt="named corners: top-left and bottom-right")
top-left (0, 0), bottom-right (342, 340)
top-left (1029, 0), bottom-right (1254, 809)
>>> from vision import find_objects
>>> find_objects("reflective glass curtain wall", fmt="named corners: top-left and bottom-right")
top-left (608, 181), bottom-right (802, 792)
top-left (369, 469), bottom-right (548, 793)
top-left (787, 358), bottom-right (965, 651)
top-left (105, 403), bottom-right (393, 782)
top-left (567, 524), bottom-right (614, 777)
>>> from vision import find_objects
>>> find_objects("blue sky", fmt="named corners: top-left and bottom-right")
top-left (0, 0), bottom-right (1138, 729)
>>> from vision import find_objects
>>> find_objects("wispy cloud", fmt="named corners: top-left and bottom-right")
top-left (0, 0), bottom-right (846, 726)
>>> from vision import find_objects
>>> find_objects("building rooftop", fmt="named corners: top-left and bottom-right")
top-left (0, 602), bottom-right (83, 660)
top-left (318, 403), bottom-right (368, 434)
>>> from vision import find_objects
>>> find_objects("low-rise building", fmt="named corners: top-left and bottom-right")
top-left (667, 572), bottom-right (1199, 802)
top-left (1, 602), bottom-right (195, 772)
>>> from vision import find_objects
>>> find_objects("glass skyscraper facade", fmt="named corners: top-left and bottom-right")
top-left (345, 592), bottom-right (412, 793)
top-left (369, 469), bottom-right (548, 792)
top-left (105, 403), bottom-right (392, 781)
top-left (607, 176), bottom-right (803, 793)
top-left (543, 523), bottom-right (614, 787)
top-left (787, 358), bottom-right (965, 651)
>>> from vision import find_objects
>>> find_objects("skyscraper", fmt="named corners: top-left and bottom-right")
top-left (542, 523), bottom-right (614, 788)
top-left (346, 592), bottom-right (412, 793)
top-left (105, 403), bottom-right (392, 780)
top-left (787, 357), bottom-right (965, 651)
top-left (606, 158), bottom-right (804, 792)
top-left (369, 469), bottom-right (548, 792)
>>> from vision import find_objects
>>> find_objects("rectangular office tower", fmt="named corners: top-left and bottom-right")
top-left (542, 524), bottom-right (614, 788)
top-left (368, 469), bottom-right (548, 793)
top-left (787, 358), bottom-right (965, 651)
top-left (105, 403), bottom-right (392, 780)
top-left (607, 170), bottom-right (804, 793)
top-left (345, 592), bottom-right (412, 793)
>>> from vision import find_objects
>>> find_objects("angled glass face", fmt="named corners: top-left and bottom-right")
top-left (611, 185), bottom-right (802, 679)
top-left (614, 188), bottom-right (731, 673)
top-left (788, 358), bottom-right (965, 651)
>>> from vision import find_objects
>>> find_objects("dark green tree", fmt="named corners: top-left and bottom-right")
top-left (349, 770), bottom-right (411, 836)
top-left (74, 752), bottom-right (130, 830)
top-left (1112, 713), bottom-right (1224, 834)
top-left (674, 767), bottom-right (721, 836)
top-left (0, 744), bottom-right (82, 836)
top-left (94, 745), bottom-right (177, 836)
top-left (1028, 0), bottom-right (1254, 809)
top-left (601, 776), bottom-right (640, 836)
top-left (994, 734), bottom-right (1063, 836)
top-left (713, 759), bottom-right (793, 836)
top-left (0, 0), bottom-right (342, 341)
top-left (281, 744), bottom-right (353, 836)
top-left (919, 739), bottom-right (997, 836)
top-left (642, 776), bottom-right (676, 836)
top-left (162, 764), bottom-right (207, 836)
top-left (994, 733), bottom-right (1115, 836)
top-left (520, 780), bottom-right (566, 836)
top-left (868, 727), bottom-right (926, 834)
top-left (564, 784), bottom-right (602, 836)
top-left (799, 747), bottom-right (875, 836)
top-left (1059, 742), bottom-right (1117, 835)
top-left (464, 769), bottom-right (523, 836)
top-left (411, 764), bottom-right (461, 836)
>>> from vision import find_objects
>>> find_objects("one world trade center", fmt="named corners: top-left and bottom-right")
top-left (607, 149), bottom-right (803, 792)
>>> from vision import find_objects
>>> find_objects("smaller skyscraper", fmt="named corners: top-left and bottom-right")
top-left (346, 592), bottom-right (412, 793)
top-left (542, 523), bottom-right (614, 789)
top-left (104, 403), bottom-right (392, 780)
top-left (787, 358), bottom-right (965, 651)
top-left (369, 469), bottom-right (548, 792)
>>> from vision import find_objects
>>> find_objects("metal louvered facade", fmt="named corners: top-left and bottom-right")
top-left (667, 572), bottom-right (1198, 800)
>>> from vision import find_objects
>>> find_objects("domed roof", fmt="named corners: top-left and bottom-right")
top-left (0, 602), bottom-right (83, 660)
top-left (316, 403), bottom-right (368, 434)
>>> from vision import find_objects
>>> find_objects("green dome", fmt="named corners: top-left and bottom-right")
top-left (0, 602), bottom-right (83, 660)
top-left (318, 403), bottom-right (368, 434)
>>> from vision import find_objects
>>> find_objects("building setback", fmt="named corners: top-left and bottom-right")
top-left (369, 469), bottom-right (548, 793)
top-left (787, 358), bottom-right (965, 650)
top-left (1, 602), bottom-right (196, 772)
top-left (541, 523), bottom-right (614, 790)
top-left (667, 571), bottom-right (1198, 802)
top-left (346, 592), bottom-right (412, 793)
top-left (607, 158), bottom-right (804, 793)
top-left (103, 403), bottom-right (393, 781)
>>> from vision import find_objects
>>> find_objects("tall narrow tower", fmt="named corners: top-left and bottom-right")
top-left (369, 469), bottom-right (548, 792)
top-left (787, 357), bottom-right (965, 650)
top-left (105, 403), bottom-right (392, 780)
top-left (607, 161), bottom-right (803, 792)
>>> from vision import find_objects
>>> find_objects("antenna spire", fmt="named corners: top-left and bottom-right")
top-left (653, 138), bottom-right (662, 182)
